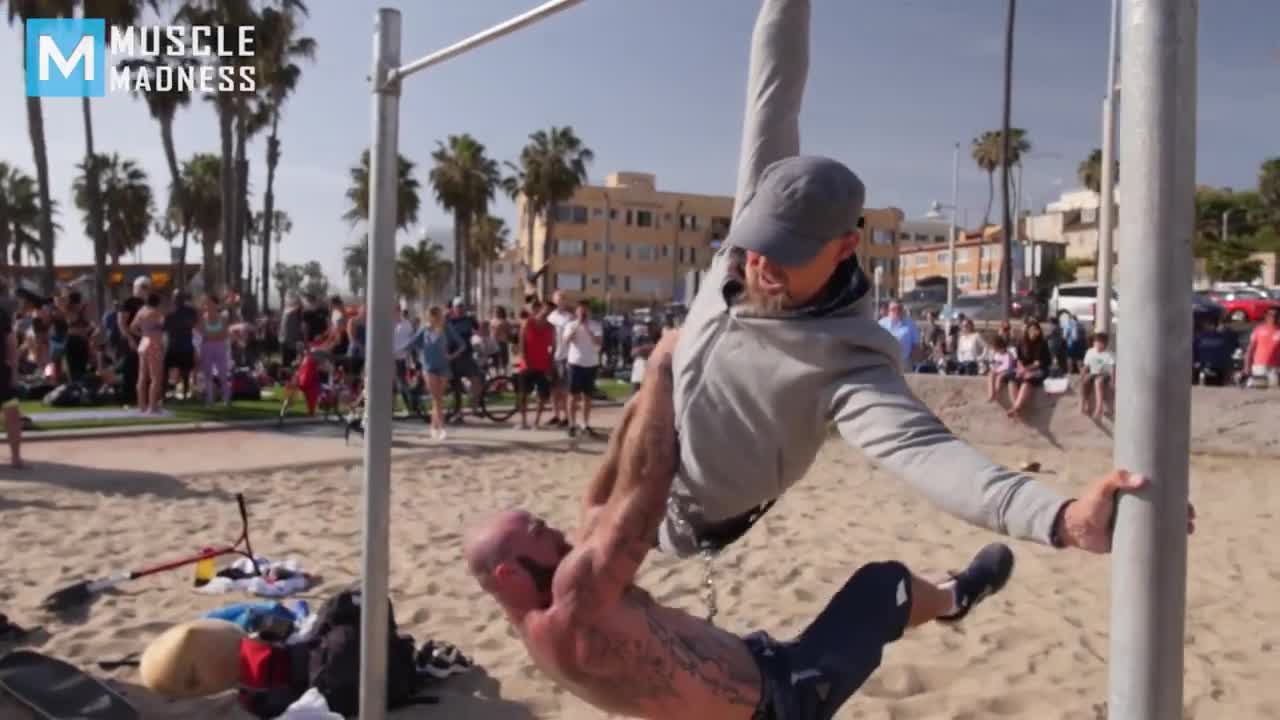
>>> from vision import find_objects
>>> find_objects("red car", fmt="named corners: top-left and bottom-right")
top-left (1208, 290), bottom-right (1280, 323)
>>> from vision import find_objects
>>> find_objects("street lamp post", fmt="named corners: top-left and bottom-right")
top-left (927, 142), bottom-right (960, 329)
top-left (1221, 207), bottom-right (1238, 243)
top-left (1096, 0), bottom-right (1122, 336)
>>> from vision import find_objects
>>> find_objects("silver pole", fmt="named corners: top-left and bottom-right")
top-left (395, 0), bottom-right (585, 81)
top-left (1220, 208), bottom-right (1231, 244)
top-left (360, 8), bottom-right (401, 720)
top-left (1096, 0), bottom-right (1121, 335)
top-left (1108, 0), bottom-right (1195, 717)
top-left (947, 141), bottom-right (958, 328)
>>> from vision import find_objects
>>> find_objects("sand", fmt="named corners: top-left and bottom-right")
top-left (1, 430), bottom-right (1278, 719)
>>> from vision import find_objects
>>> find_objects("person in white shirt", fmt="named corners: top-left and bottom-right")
top-left (563, 299), bottom-right (602, 438)
top-left (546, 291), bottom-right (575, 428)
top-left (954, 318), bottom-right (986, 375)
top-left (1080, 331), bottom-right (1116, 419)
top-left (392, 306), bottom-right (415, 380)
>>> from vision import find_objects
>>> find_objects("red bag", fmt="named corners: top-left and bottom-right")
top-left (238, 637), bottom-right (307, 718)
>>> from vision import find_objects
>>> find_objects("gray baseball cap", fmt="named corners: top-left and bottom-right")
top-left (728, 155), bottom-right (865, 267)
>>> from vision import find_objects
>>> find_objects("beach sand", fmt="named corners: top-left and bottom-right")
top-left (1, 437), bottom-right (1278, 719)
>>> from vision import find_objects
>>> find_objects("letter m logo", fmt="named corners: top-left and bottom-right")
top-left (25, 18), bottom-right (106, 97)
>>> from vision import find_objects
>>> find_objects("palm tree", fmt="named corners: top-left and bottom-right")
top-left (0, 162), bottom-right (40, 272)
top-left (504, 126), bottom-right (593, 298)
top-left (429, 134), bottom-right (500, 300)
top-left (254, 5), bottom-right (315, 311)
top-left (469, 215), bottom-right (508, 315)
top-left (121, 50), bottom-right (194, 291)
top-left (396, 238), bottom-right (451, 303)
top-left (343, 149), bottom-right (421, 292)
top-left (6, 0), bottom-right (73, 293)
top-left (342, 235), bottom-right (368, 296)
top-left (74, 153), bottom-right (154, 266)
top-left (1078, 148), bottom-right (1103, 194)
top-left (180, 153), bottom-right (223, 293)
top-left (79, 0), bottom-right (157, 309)
top-left (1258, 157), bottom-right (1280, 224)
top-left (971, 131), bottom-right (1000, 227)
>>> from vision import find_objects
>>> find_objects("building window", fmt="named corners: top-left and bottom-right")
top-left (572, 206), bottom-right (588, 224)
top-left (592, 242), bottom-right (602, 253)
top-left (678, 247), bottom-right (686, 263)
top-left (663, 213), bottom-right (673, 222)
top-left (899, 232), bottom-right (912, 243)
top-left (661, 245), bottom-right (670, 258)
top-left (554, 204), bottom-right (572, 223)
top-left (636, 210), bottom-right (653, 228)
top-left (957, 273), bottom-right (972, 287)
top-left (636, 244), bottom-right (655, 261)
top-left (934, 235), bottom-right (946, 244)
top-left (936, 251), bottom-right (949, 264)
top-left (609, 209), bottom-right (618, 220)
top-left (980, 245), bottom-right (1001, 259)
top-left (555, 273), bottom-right (584, 291)
top-left (625, 210), bottom-right (634, 226)
top-left (624, 244), bottom-right (632, 260)
top-left (557, 239), bottom-right (586, 257)
top-left (607, 274), bottom-right (617, 288)
top-left (980, 271), bottom-right (994, 286)
top-left (871, 229), bottom-right (894, 245)
top-left (592, 207), bottom-right (603, 217)
top-left (634, 276), bottom-right (664, 295)
top-left (624, 276), bottom-right (631, 292)
top-left (955, 248), bottom-right (971, 262)
top-left (590, 275), bottom-right (602, 286)
top-left (680, 214), bottom-right (700, 231)
top-left (914, 233), bottom-right (929, 243)
top-left (914, 254), bottom-right (928, 267)
top-left (689, 248), bottom-right (697, 265)
top-left (710, 216), bottom-right (731, 238)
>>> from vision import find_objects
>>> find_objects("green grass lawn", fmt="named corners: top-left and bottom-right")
top-left (18, 378), bottom-right (633, 433)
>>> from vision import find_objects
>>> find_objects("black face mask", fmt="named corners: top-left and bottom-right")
top-left (516, 556), bottom-right (557, 597)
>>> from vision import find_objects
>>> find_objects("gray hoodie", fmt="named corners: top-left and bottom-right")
top-left (656, 0), bottom-right (1069, 558)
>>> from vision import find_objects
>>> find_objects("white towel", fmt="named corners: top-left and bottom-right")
top-left (196, 556), bottom-right (312, 598)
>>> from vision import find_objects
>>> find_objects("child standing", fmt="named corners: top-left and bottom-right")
top-left (1081, 332), bottom-right (1116, 418)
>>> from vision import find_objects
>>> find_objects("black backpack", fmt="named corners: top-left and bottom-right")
top-left (307, 587), bottom-right (428, 716)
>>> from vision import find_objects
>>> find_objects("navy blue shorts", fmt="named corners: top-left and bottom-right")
top-left (745, 561), bottom-right (912, 720)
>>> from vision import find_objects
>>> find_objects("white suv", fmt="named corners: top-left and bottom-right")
top-left (1050, 282), bottom-right (1118, 324)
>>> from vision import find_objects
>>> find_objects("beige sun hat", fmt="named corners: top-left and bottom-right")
top-left (139, 619), bottom-right (245, 698)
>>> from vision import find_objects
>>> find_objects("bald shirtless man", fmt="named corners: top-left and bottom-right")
top-left (465, 350), bottom-right (1015, 719)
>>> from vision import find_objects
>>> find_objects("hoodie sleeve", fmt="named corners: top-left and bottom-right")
top-left (733, 0), bottom-right (809, 219)
top-left (829, 361), bottom-right (1070, 545)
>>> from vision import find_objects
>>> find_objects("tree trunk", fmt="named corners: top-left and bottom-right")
top-left (260, 112), bottom-right (280, 313)
top-left (26, 96), bottom-right (56, 295)
top-left (998, 0), bottom-right (1017, 319)
top-left (202, 229), bottom-right (218, 294)
top-left (983, 171), bottom-right (994, 228)
top-left (159, 114), bottom-right (186, 292)
top-left (81, 97), bottom-right (108, 316)
top-left (178, 223), bottom-right (190, 293)
top-left (218, 103), bottom-right (235, 294)
top-left (234, 110), bottom-right (249, 294)
top-left (542, 212), bottom-right (556, 299)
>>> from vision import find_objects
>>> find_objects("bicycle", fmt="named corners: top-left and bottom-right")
top-left (277, 349), bottom-right (364, 428)
top-left (443, 365), bottom-right (519, 424)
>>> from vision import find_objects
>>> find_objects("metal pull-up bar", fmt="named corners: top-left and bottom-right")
top-left (360, 3), bottom-right (586, 719)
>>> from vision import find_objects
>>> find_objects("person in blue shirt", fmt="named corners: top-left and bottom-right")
top-left (1192, 316), bottom-right (1238, 386)
top-left (877, 301), bottom-right (919, 369)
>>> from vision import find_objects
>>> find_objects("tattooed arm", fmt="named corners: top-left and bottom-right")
top-left (558, 354), bottom-right (679, 625)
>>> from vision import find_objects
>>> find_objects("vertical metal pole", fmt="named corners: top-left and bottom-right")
top-left (947, 142), bottom-right (959, 327)
top-left (1109, 1), bottom-right (1195, 718)
top-left (360, 8), bottom-right (400, 720)
top-left (1096, 0), bottom-right (1121, 335)
top-left (998, 0), bottom-right (1017, 320)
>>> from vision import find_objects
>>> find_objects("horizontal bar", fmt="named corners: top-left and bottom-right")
top-left (394, 0), bottom-right (585, 81)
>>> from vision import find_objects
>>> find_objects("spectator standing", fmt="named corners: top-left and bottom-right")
top-left (516, 299), bottom-right (555, 429)
top-left (446, 298), bottom-right (482, 417)
top-left (165, 290), bottom-right (198, 399)
top-left (1244, 306), bottom-right (1280, 388)
top-left (197, 295), bottom-right (232, 407)
top-left (1081, 332), bottom-right (1116, 418)
top-left (489, 306), bottom-right (512, 374)
top-left (116, 276), bottom-right (150, 407)
top-left (393, 306), bottom-right (415, 382)
top-left (63, 291), bottom-right (93, 383)
top-left (545, 291), bottom-right (575, 427)
top-left (562, 300), bottom-right (602, 438)
top-left (877, 301), bottom-right (919, 369)
top-left (1044, 317), bottom-right (1069, 377)
top-left (279, 295), bottom-right (304, 369)
top-left (300, 294), bottom-right (328, 346)
top-left (954, 318), bottom-right (986, 375)
top-left (1062, 313), bottom-right (1087, 374)
top-left (0, 298), bottom-right (23, 467)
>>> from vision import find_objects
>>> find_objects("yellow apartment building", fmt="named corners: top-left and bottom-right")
top-left (515, 172), bottom-right (734, 310)
top-left (898, 228), bottom-right (1005, 296)
top-left (858, 206), bottom-right (904, 297)
top-left (517, 171), bottom-right (905, 308)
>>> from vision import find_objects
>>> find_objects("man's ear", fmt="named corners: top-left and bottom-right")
top-left (837, 231), bottom-right (859, 261)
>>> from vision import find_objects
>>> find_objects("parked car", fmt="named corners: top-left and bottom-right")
top-left (941, 294), bottom-right (1005, 322)
top-left (1191, 291), bottom-right (1225, 327)
top-left (1206, 288), bottom-right (1280, 323)
top-left (1049, 282), bottom-right (1118, 325)
top-left (900, 286), bottom-right (948, 320)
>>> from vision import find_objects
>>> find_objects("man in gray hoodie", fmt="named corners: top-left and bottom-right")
top-left (580, 0), bottom-right (1192, 565)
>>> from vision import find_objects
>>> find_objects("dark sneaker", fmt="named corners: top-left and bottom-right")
top-left (416, 640), bottom-right (473, 680)
top-left (939, 543), bottom-right (1015, 622)
top-left (568, 425), bottom-right (578, 439)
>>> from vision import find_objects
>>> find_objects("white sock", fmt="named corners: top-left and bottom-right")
top-left (939, 579), bottom-right (961, 616)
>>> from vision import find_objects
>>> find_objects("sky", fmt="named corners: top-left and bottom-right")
top-left (2, 0), bottom-right (1277, 293)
